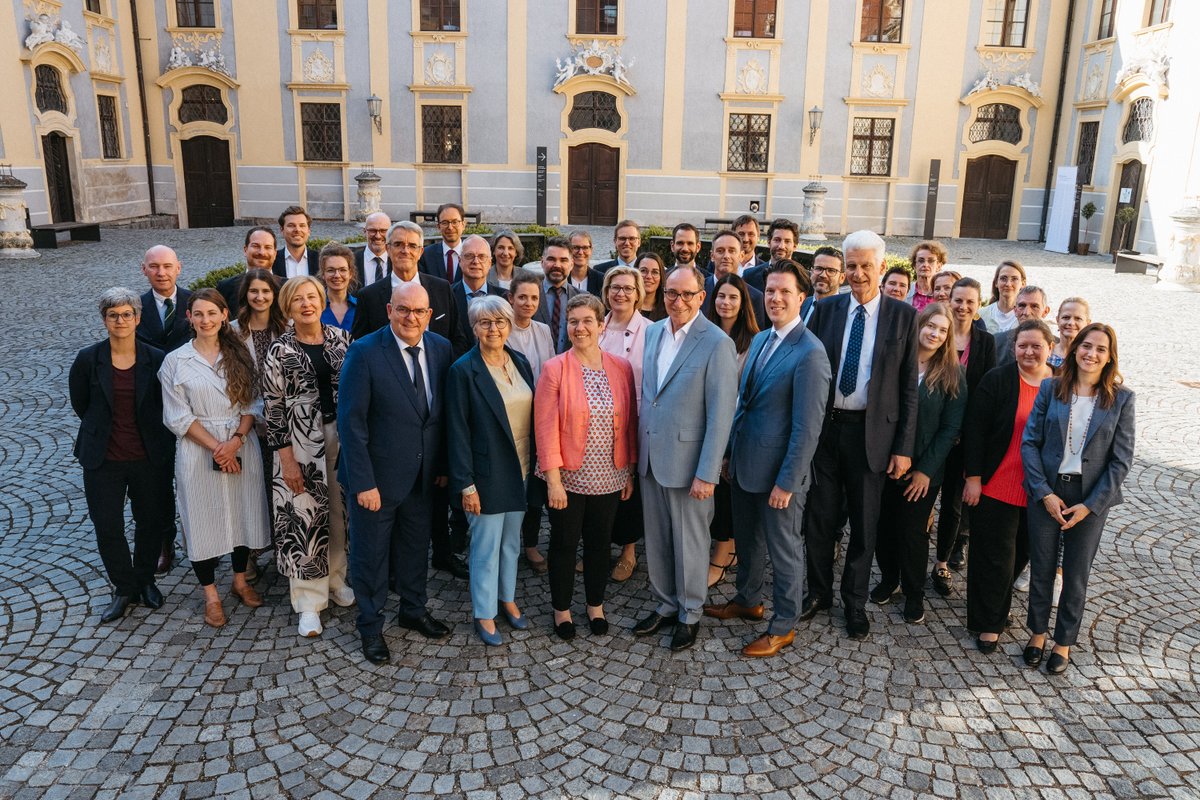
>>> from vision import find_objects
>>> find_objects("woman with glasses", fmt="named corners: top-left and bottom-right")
top-left (977, 260), bottom-right (1027, 334)
top-left (318, 242), bottom-right (358, 332)
top-left (635, 252), bottom-right (667, 321)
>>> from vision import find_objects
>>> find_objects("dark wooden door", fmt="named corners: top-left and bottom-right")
top-left (181, 136), bottom-right (235, 228)
top-left (42, 132), bottom-right (75, 223)
top-left (960, 155), bottom-right (1016, 239)
top-left (567, 143), bottom-right (618, 225)
top-left (1109, 160), bottom-right (1143, 252)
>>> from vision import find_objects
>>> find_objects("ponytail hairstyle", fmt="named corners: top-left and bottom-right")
top-left (189, 288), bottom-right (257, 408)
top-left (1054, 322), bottom-right (1122, 410)
top-left (916, 302), bottom-right (962, 399)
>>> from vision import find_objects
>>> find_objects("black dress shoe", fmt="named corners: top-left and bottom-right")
top-left (632, 612), bottom-right (676, 636)
top-left (140, 583), bottom-right (164, 610)
top-left (976, 635), bottom-right (998, 654)
top-left (869, 583), bottom-right (900, 605)
top-left (948, 542), bottom-right (967, 571)
top-left (846, 608), bottom-right (870, 640)
top-left (669, 621), bottom-right (700, 651)
top-left (396, 612), bottom-right (451, 639)
top-left (798, 596), bottom-right (832, 622)
top-left (432, 554), bottom-right (470, 579)
top-left (155, 542), bottom-right (174, 575)
top-left (1023, 644), bottom-right (1045, 667)
top-left (554, 620), bottom-right (576, 641)
top-left (1046, 650), bottom-right (1070, 674)
top-left (588, 616), bottom-right (609, 636)
top-left (361, 634), bottom-right (390, 664)
top-left (100, 594), bottom-right (133, 623)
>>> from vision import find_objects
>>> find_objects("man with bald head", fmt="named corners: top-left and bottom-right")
top-left (339, 281), bottom-right (454, 664)
top-left (354, 212), bottom-right (393, 287)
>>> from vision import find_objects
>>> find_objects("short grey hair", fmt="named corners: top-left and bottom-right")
top-left (386, 220), bottom-right (424, 241)
top-left (492, 230), bottom-right (525, 263)
top-left (842, 230), bottom-right (886, 263)
top-left (98, 287), bottom-right (142, 318)
top-left (1018, 285), bottom-right (1048, 306)
top-left (467, 294), bottom-right (514, 328)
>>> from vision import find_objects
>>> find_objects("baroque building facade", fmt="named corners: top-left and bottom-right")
top-left (1, 0), bottom-right (1195, 256)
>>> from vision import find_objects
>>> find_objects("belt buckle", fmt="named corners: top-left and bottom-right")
top-left (1060, 473), bottom-right (1077, 483)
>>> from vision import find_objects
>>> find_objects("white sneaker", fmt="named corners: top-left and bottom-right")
top-left (298, 612), bottom-right (322, 637)
top-left (1052, 572), bottom-right (1063, 608)
top-left (330, 586), bottom-right (356, 607)
top-left (1013, 565), bottom-right (1031, 592)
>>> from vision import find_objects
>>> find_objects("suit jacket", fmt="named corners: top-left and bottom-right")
top-left (701, 273), bottom-right (768, 329)
top-left (963, 363), bottom-right (1025, 483)
top-left (570, 268), bottom-right (605, 296)
top-left (728, 324), bottom-right (830, 495)
top-left (349, 272), bottom-right (471, 358)
top-left (68, 339), bottom-right (175, 470)
top-left (595, 258), bottom-right (636, 275)
top-left (337, 328), bottom-right (451, 500)
top-left (964, 325), bottom-right (998, 393)
top-left (910, 367), bottom-right (968, 486)
top-left (993, 326), bottom-right (1058, 367)
top-left (417, 240), bottom-right (460, 283)
top-left (638, 314), bottom-right (739, 487)
top-left (272, 248), bottom-right (320, 279)
top-left (451, 280), bottom-right (508, 345)
top-left (532, 281), bottom-right (581, 353)
top-left (354, 247), bottom-right (390, 288)
top-left (136, 287), bottom-right (193, 353)
top-left (807, 293), bottom-right (919, 472)
top-left (742, 263), bottom-right (767, 293)
top-left (1021, 380), bottom-right (1135, 514)
top-left (535, 349), bottom-right (638, 473)
top-left (446, 345), bottom-right (537, 513)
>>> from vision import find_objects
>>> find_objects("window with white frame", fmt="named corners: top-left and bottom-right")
top-left (850, 117), bottom-right (893, 176)
top-left (984, 0), bottom-right (1029, 47)
top-left (727, 113), bottom-right (770, 172)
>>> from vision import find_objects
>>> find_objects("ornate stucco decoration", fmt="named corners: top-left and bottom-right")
top-left (25, 12), bottom-right (84, 56)
top-left (425, 52), bottom-right (454, 86)
top-left (1115, 30), bottom-right (1170, 96)
top-left (303, 50), bottom-right (334, 83)
top-left (861, 65), bottom-right (894, 97)
top-left (92, 33), bottom-right (113, 75)
top-left (555, 40), bottom-right (634, 89)
top-left (1082, 62), bottom-right (1105, 102)
top-left (969, 69), bottom-right (1041, 98)
top-left (166, 31), bottom-right (229, 76)
top-left (736, 59), bottom-right (767, 95)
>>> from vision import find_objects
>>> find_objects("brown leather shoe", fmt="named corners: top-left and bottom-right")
top-left (702, 601), bottom-right (765, 621)
top-left (610, 557), bottom-right (636, 583)
top-left (204, 599), bottom-right (226, 628)
top-left (742, 630), bottom-right (795, 657)
top-left (156, 542), bottom-right (174, 575)
top-left (231, 583), bottom-right (263, 608)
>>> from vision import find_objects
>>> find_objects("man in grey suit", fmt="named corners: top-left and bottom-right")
top-left (633, 265), bottom-right (739, 651)
top-left (704, 261), bottom-right (831, 657)
top-left (994, 286), bottom-right (1051, 365)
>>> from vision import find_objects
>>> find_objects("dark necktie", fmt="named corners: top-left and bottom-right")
top-left (373, 256), bottom-right (385, 283)
top-left (445, 250), bottom-right (456, 283)
top-left (549, 287), bottom-right (564, 344)
top-left (748, 333), bottom-right (779, 393)
top-left (162, 297), bottom-right (175, 330)
top-left (406, 345), bottom-right (429, 418)
top-left (839, 305), bottom-right (866, 397)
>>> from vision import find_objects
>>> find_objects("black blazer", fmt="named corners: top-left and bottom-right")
top-left (271, 248), bottom-right (320, 279)
top-left (450, 280), bottom-right (508, 345)
top-left (417, 241), bottom-right (458, 283)
top-left (911, 367), bottom-right (968, 486)
top-left (68, 339), bottom-right (175, 470)
top-left (446, 345), bottom-right (537, 514)
top-left (354, 247), bottom-right (390, 288)
top-left (216, 272), bottom-right (247, 316)
top-left (701, 273), bottom-right (767, 330)
top-left (349, 272), bottom-right (471, 358)
top-left (963, 362), bottom-right (1025, 483)
top-left (964, 325), bottom-right (998, 394)
top-left (594, 258), bottom-right (634, 275)
top-left (807, 293), bottom-right (919, 472)
top-left (135, 287), bottom-right (192, 353)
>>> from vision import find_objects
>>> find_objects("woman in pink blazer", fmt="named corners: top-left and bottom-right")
top-left (535, 294), bottom-right (638, 640)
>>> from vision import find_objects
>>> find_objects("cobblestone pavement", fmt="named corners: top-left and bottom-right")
top-left (1, 227), bottom-right (1199, 800)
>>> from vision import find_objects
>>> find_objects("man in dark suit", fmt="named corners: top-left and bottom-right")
top-left (705, 261), bottom-right (830, 656)
top-left (272, 205), bottom-right (320, 279)
top-left (350, 221), bottom-right (471, 358)
top-left (452, 235), bottom-right (508, 344)
top-left (416, 202), bottom-right (465, 284)
top-left (734, 214), bottom-right (766, 273)
top-left (531, 237), bottom-right (579, 352)
top-left (802, 229), bottom-right (919, 641)
top-left (339, 281), bottom-right (453, 664)
top-left (802, 246), bottom-right (845, 324)
top-left (744, 218), bottom-right (800, 292)
top-left (217, 226), bottom-right (277, 313)
top-left (701, 229), bottom-right (767, 328)
top-left (354, 211), bottom-right (392, 288)
top-left (594, 219), bottom-right (641, 274)
top-left (994, 286), bottom-right (1051, 365)
top-left (134, 245), bottom-right (190, 574)
top-left (566, 230), bottom-right (605, 295)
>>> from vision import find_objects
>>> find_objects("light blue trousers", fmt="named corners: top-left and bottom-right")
top-left (467, 509), bottom-right (524, 620)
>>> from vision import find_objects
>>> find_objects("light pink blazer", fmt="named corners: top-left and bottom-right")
top-left (534, 348), bottom-right (638, 473)
top-left (598, 310), bottom-right (649, 410)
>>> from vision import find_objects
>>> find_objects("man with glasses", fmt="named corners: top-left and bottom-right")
top-left (355, 212), bottom-right (393, 286)
top-left (452, 235), bottom-right (508, 344)
top-left (567, 230), bottom-right (604, 294)
top-left (339, 281), bottom-right (455, 664)
top-left (803, 246), bottom-right (846, 324)
top-left (633, 265), bottom-right (738, 652)
top-left (417, 203), bottom-right (467, 284)
top-left (595, 220), bottom-right (641, 274)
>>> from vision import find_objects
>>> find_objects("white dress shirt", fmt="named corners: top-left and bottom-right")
top-left (151, 289), bottom-right (178, 324)
top-left (391, 271), bottom-right (423, 291)
top-left (391, 331), bottom-right (433, 407)
top-left (656, 313), bottom-right (699, 392)
top-left (283, 248), bottom-right (309, 279)
top-left (440, 241), bottom-right (463, 282)
top-left (365, 249), bottom-right (390, 284)
top-left (833, 292), bottom-right (881, 411)
top-left (569, 273), bottom-right (590, 292)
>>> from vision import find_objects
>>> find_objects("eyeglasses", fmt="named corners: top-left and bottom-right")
top-left (364, 228), bottom-right (389, 236)
top-left (638, 267), bottom-right (661, 277)
top-left (438, 218), bottom-right (464, 227)
top-left (812, 266), bottom-right (843, 275)
top-left (324, 268), bottom-right (351, 275)
top-left (475, 318), bottom-right (510, 330)
top-left (664, 289), bottom-right (702, 302)
top-left (570, 244), bottom-right (592, 251)
top-left (461, 253), bottom-right (490, 263)
top-left (391, 306), bottom-right (430, 318)
top-left (105, 311), bottom-right (136, 322)
top-left (608, 285), bottom-right (636, 295)
top-left (388, 241), bottom-right (422, 251)
top-left (615, 236), bottom-right (640, 243)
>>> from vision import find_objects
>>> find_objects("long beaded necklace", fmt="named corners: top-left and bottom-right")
top-left (1066, 389), bottom-right (1097, 456)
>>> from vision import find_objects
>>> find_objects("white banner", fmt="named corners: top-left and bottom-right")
top-left (1045, 166), bottom-right (1078, 254)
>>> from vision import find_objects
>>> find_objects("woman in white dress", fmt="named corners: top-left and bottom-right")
top-left (159, 288), bottom-right (271, 627)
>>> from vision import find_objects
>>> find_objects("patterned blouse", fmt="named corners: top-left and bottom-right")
top-left (555, 365), bottom-right (629, 495)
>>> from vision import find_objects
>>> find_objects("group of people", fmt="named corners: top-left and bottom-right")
top-left (70, 203), bottom-right (1134, 676)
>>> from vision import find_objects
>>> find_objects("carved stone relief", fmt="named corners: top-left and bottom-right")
top-left (303, 49), bottom-right (334, 83)
top-left (736, 59), bottom-right (767, 95)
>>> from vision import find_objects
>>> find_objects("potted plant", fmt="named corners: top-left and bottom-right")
top-left (1077, 202), bottom-right (1096, 255)
top-left (1114, 206), bottom-right (1139, 256)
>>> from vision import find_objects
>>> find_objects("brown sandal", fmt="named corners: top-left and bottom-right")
top-left (231, 583), bottom-right (263, 608)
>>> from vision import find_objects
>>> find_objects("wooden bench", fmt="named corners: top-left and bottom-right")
top-left (1113, 251), bottom-right (1162, 275)
top-left (409, 210), bottom-right (482, 226)
top-left (31, 221), bottom-right (101, 249)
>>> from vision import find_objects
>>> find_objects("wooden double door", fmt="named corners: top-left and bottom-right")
top-left (181, 136), bottom-right (235, 228)
top-left (567, 143), bottom-right (618, 226)
top-left (42, 132), bottom-right (75, 223)
top-left (960, 155), bottom-right (1016, 239)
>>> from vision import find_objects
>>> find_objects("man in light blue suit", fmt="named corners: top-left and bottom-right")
top-left (704, 261), bottom-right (831, 657)
top-left (633, 265), bottom-right (739, 652)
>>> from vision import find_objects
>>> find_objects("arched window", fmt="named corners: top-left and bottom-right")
top-left (178, 85), bottom-right (227, 124)
top-left (568, 91), bottom-right (620, 132)
top-left (1122, 98), bottom-right (1154, 144)
top-left (968, 103), bottom-right (1021, 144)
top-left (34, 65), bottom-right (68, 114)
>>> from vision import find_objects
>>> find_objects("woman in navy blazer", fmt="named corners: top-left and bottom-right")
top-left (1021, 323), bottom-right (1135, 674)
top-left (69, 288), bottom-right (176, 624)
top-left (447, 296), bottom-right (538, 646)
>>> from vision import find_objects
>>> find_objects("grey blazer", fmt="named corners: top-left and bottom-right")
top-left (638, 314), bottom-right (739, 488)
top-left (1021, 379), bottom-right (1135, 514)
top-left (728, 324), bottom-right (831, 495)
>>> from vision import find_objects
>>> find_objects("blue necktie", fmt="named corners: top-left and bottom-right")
top-left (839, 305), bottom-right (866, 397)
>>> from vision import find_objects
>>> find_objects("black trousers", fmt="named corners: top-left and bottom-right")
top-left (804, 417), bottom-right (884, 613)
top-left (709, 476), bottom-right (734, 543)
top-left (610, 478), bottom-right (644, 547)
top-left (547, 491), bottom-right (621, 610)
top-left (430, 483), bottom-right (468, 563)
top-left (192, 547), bottom-right (249, 586)
top-left (522, 476), bottom-right (546, 549)
top-left (966, 494), bottom-right (1028, 633)
top-left (935, 442), bottom-right (968, 560)
top-left (875, 477), bottom-right (941, 597)
top-left (351, 487), bottom-right (432, 636)
top-left (83, 459), bottom-right (174, 596)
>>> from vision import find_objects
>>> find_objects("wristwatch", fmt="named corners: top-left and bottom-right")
top-left (234, 432), bottom-right (247, 444)
top-left (462, 484), bottom-right (478, 496)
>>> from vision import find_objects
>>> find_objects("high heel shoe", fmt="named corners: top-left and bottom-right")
top-left (707, 554), bottom-right (738, 588)
top-left (499, 605), bottom-right (529, 630)
top-left (473, 618), bottom-right (503, 647)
